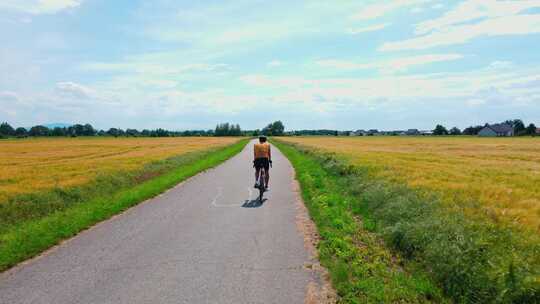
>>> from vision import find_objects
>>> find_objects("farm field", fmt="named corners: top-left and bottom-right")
top-left (0, 137), bottom-right (239, 202)
top-left (279, 136), bottom-right (540, 231)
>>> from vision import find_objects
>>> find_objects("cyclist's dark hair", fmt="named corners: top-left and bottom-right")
top-left (259, 136), bottom-right (267, 142)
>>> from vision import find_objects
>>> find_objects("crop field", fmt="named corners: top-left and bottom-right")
top-left (0, 137), bottom-right (239, 202)
top-left (279, 136), bottom-right (540, 231)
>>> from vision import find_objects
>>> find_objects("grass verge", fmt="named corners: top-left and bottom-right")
top-left (0, 139), bottom-right (248, 272)
top-left (274, 139), bottom-right (446, 303)
top-left (273, 139), bottom-right (540, 304)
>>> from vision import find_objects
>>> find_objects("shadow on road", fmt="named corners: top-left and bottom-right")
top-left (242, 198), bottom-right (267, 208)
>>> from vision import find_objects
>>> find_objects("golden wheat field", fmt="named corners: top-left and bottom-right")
top-left (280, 136), bottom-right (540, 231)
top-left (0, 137), bottom-right (239, 202)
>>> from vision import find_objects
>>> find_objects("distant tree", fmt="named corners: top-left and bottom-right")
top-left (230, 124), bottom-right (241, 136)
top-left (107, 128), bottom-right (121, 137)
top-left (154, 128), bottom-right (169, 137)
top-left (262, 121), bottom-right (285, 136)
top-left (526, 123), bottom-right (537, 136)
top-left (449, 127), bottom-right (462, 135)
top-left (68, 124), bottom-right (84, 136)
top-left (505, 119), bottom-right (526, 135)
top-left (514, 120), bottom-right (526, 135)
top-left (14, 127), bottom-right (28, 137)
top-left (97, 130), bottom-right (106, 136)
top-left (215, 123), bottom-right (241, 136)
top-left (141, 129), bottom-right (151, 137)
top-left (29, 125), bottom-right (50, 136)
top-left (0, 122), bottom-right (15, 136)
top-left (462, 125), bottom-right (483, 135)
top-left (82, 124), bottom-right (96, 136)
top-left (271, 121), bottom-right (285, 136)
top-left (433, 124), bottom-right (448, 136)
top-left (51, 127), bottom-right (66, 136)
top-left (126, 129), bottom-right (140, 137)
top-left (292, 129), bottom-right (339, 136)
top-left (215, 123), bottom-right (229, 136)
top-left (261, 124), bottom-right (271, 136)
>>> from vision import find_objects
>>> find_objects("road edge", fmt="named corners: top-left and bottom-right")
top-left (276, 142), bottom-right (337, 304)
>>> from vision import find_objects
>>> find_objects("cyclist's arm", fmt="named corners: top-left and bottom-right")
top-left (268, 145), bottom-right (272, 162)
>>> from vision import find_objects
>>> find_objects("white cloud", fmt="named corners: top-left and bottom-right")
top-left (386, 54), bottom-right (463, 72)
top-left (489, 61), bottom-right (513, 69)
top-left (347, 23), bottom-right (390, 34)
top-left (55, 82), bottom-right (94, 99)
top-left (0, 91), bottom-right (20, 103)
top-left (416, 0), bottom-right (540, 35)
top-left (316, 54), bottom-right (463, 73)
top-left (432, 3), bottom-right (445, 10)
top-left (81, 59), bottom-right (229, 75)
top-left (239, 62), bottom-right (540, 108)
top-left (315, 59), bottom-right (373, 70)
top-left (351, 0), bottom-right (429, 20)
top-left (0, 0), bottom-right (82, 14)
top-left (381, 0), bottom-right (540, 51)
top-left (466, 98), bottom-right (486, 106)
top-left (382, 15), bottom-right (540, 51)
top-left (267, 60), bottom-right (284, 67)
top-left (240, 74), bottom-right (311, 88)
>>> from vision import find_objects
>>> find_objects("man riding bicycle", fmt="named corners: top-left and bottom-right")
top-left (253, 136), bottom-right (271, 191)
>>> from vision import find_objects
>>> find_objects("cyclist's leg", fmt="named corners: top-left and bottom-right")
top-left (264, 160), bottom-right (270, 188)
top-left (254, 159), bottom-right (261, 187)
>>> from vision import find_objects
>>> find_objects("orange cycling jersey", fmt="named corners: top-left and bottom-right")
top-left (254, 142), bottom-right (271, 159)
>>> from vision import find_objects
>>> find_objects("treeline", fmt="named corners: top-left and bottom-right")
top-left (290, 129), bottom-right (339, 136)
top-left (0, 122), bottom-right (250, 138)
top-left (434, 119), bottom-right (538, 136)
top-left (214, 123), bottom-right (242, 136)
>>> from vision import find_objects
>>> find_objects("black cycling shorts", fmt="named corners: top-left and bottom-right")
top-left (254, 158), bottom-right (270, 170)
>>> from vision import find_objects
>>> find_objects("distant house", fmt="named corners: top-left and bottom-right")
top-left (350, 130), bottom-right (366, 136)
top-left (406, 129), bottom-right (420, 136)
top-left (420, 130), bottom-right (433, 136)
top-left (478, 124), bottom-right (514, 137)
top-left (536, 128), bottom-right (540, 134)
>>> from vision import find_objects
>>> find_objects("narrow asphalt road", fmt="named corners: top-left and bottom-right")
top-left (0, 140), bottom-right (325, 304)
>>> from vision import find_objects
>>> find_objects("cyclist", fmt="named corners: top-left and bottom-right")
top-left (253, 136), bottom-right (271, 190)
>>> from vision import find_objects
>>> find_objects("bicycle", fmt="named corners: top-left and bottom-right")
top-left (256, 169), bottom-right (266, 202)
top-left (255, 160), bottom-right (272, 202)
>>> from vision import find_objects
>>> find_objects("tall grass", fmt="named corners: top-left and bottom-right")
top-left (274, 139), bottom-right (540, 303)
top-left (0, 139), bottom-right (248, 272)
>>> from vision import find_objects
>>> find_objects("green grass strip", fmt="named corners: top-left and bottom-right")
top-left (273, 139), bottom-right (445, 303)
top-left (0, 139), bottom-right (248, 272)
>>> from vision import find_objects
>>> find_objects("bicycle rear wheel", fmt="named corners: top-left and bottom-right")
top-left (258, 170), bottom-right (265, 201)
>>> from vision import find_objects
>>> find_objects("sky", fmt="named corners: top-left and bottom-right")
top-left (1, 0), bottom-right (540, 131)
